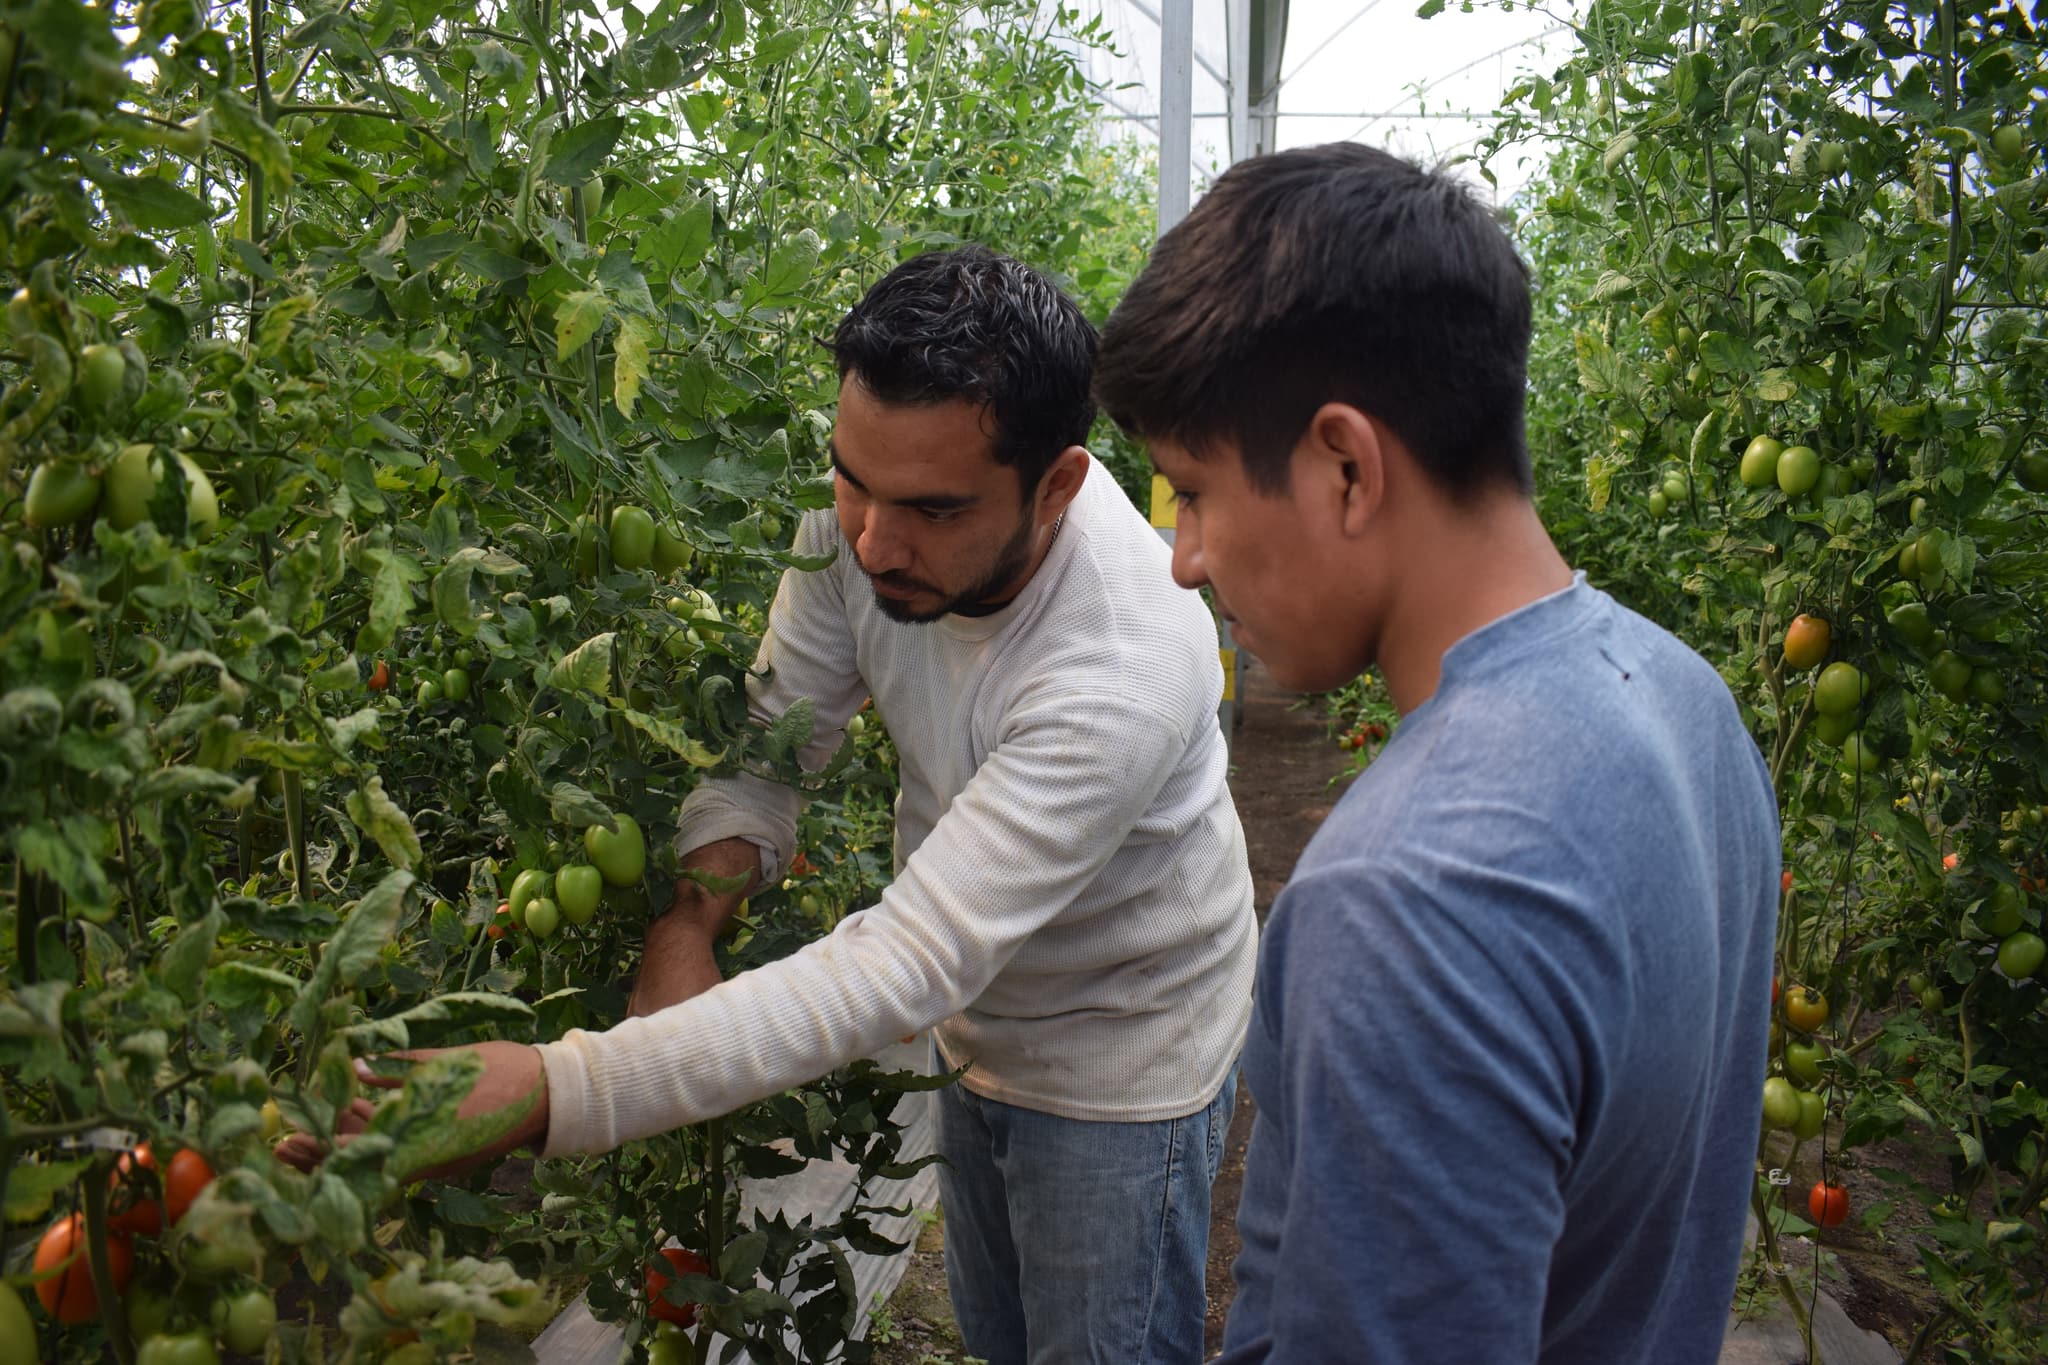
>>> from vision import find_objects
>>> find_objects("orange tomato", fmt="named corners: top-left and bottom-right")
top-left (107, 1143), bottom-right (162, 1236)
top-left (487, 902), bottom-right (512, 940)
top-left (1784, 986), bottom-right (1830, 1033)
top-left (367, 659), bottom-right (391, 691)
top-left (1781, 870), bottom-right (1793, 895)
top-left (1782, 614), bottom-right (1831, 670)
top-left (35, 1212), bottom-right (133, 1323)
top-left (164, 1149), bottom-right (214, 1226)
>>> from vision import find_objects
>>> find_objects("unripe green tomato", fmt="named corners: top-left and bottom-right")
top-left (175, 452), bottom-right (220, 534)
top-left (508, 867), bottom-right (551, 928)
top-left (78, 342), bottom-right (127, 411)
top-left (104, 442), bottom-right (160, 529)
top-left (799, 893), bottom-right (822, 916)
top-left (580, 176), bottom-right (605, 221)
top-left (525, 896), bottom-right (561, 938)
top-left (1919, 984), bottom-right (1946, 1013)
top-left (1998, 931), bottom-right (2045, 980)
top-left (5, 287), bottom-right (35, 342)
top-left (443, 668), bottom-right (471, 702)
top-left (1839, 732), bottom-right (1881, 773)
top-left (1813, 662), bottom-right (1867, 717)
top-left (136, 1334), bottom-right (219, 1365)
top-left (585, 814), bottom-right (647, 886)
top-left (556, 864), bottom-right (603, 925)
top-left (760, 510), bottom-right (783, 539)
top-left (24, 461), bottom-right (102, 528)
top-left (1986, 883), bottom-right (2027, 937)
top-left (1816, 141), bottom-right (1848, 176)
top-left (417, 678), bottom-right (443, 708)
top-left (1661, 473), bottom-right (1687, 501)
top-left (1810, 710), bottom-right (1857, 747)
top-left (1647, 489), bottom-right (1669, 517)
top-left (847, 713), bottom-right (867, 740)
top-left (213, 1288), bottom-right (278, 1355)
top-left (1739, 435), bottom-right (1784, 488)
top-left (1761, 1076), bottom-right (1803, 1130)
top-left (0, 1282), bottom-right (34, 1365)
top-left (1928, 651), bottom-right (1973, 702)
top-left (1993, 123), bottom-right (2026, 164)
top-left (653, 524), bottom-right (695, 573)
top-left (610, 504), bottom-right (657, 571)
top-left (1775, 445), bottom-right (1821, 498)
top-left (2018, 450), bottom-right (2048, 493)
top-left (1968, 670), bottom-right (2004, 706)
top-left (575, 515), bottom-right (601, 579)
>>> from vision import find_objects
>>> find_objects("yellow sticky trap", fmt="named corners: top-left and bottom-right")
top-left (1150, 474), bottom-right (1178, 528)
top-left (1220, 648), bottom-right (1237, 701)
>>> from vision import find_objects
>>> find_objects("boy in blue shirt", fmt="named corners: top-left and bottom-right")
top-left (1093, 143), bottom-right (1780, 1363)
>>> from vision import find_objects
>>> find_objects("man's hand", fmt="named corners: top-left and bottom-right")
top-left (273, 1040), bottom-right (549, 1183)
top-left (628, 837), bottom-right (761, 1017)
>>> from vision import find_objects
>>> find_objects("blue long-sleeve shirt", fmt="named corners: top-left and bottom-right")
top-left (1219, 577), bottom-right (1779, 1364)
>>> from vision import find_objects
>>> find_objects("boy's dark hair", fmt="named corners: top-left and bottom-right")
top-left (1094, 143), bottom-right (1533, 501)
top-left (832, 246), bottom-right (1098, 494)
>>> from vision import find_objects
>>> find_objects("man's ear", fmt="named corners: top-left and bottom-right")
top-left (1036, 446), bottom-right (1091, 524)
top-left (1299, 403), bottom-right (1384, 537)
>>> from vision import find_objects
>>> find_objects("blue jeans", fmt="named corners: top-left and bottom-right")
top-left (934, 1069), bottom-right (1238, 1365)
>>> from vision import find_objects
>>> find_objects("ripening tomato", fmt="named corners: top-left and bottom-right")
top-left (108, 1143), bottom-right (162, 1235)
top-left (487, 901), bottom-right (512, 939)
top-left (35, 1212), bottom-right (133, 1323)
top-left (1782, 615), bottom-right (1830, 670)
top-left (1781, 870), bottom-right (1794, 895)
top-left (164, 1148), bottom-right (214, 1226)
top-left (1809, 1181), bottom-right (1849, 1228)
top-left (645, 1246), bottom-right (713, 1325)
top-left (367, 659), bottom-right (392, 692)
top-left (1784, 986), bottom-right (1829, 1033)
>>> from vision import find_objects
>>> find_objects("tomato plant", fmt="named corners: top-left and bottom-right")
top-left (1482, 0), bottom-right (2048, 1351)
top-left (0, 0), bottom-right (1151, 1357)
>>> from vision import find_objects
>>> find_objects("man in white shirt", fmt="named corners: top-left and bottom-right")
top-left (311, 248), bottom-right (1256, 1365)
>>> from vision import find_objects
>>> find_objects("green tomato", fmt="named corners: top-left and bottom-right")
top-left (78, 342), bottom-right (127, 410)
top-left (1968, 669), bottom-right (2004, 706)
top-left (0, 1282), bottom-right (36, 1365)
top-left (1784, 1040), bottom-right (1826, 1085)
top-left (556, 864), bottom-right (603, 925)
top-left (443, 668), bottom-right (471, 702)
top-left (508, 867), bottom-right (552, 928)
top-left (1998, 931), bottom-right (2046, 980)
top-left (647, 1323), bottom-right (691, 1365)
top-left (213, 1288), bottom-right (277, 1355)
top-left (1920, 984), bottom-right (1947, 1013)
top-left (760, 510), bottom-right (783, 539)
top-left (1886, 601), bottom-right (1934, 649)
top-left (1839, 732), bottom-right (1881, 773)
top-left (1775, 445), bottom-right (1821, 498)
top-left (1816, 141), bottom-right (1848, 177)
top-left (1993, 123), bottom-right (2026, 164)
top-left (1986, 883), bottom-right (2027, 938)
top-left (5, 286), bottom-right (36, 342)
top-left (1812, 662), bottom-right (1867, 717)
top-left (1761, 1076), bottom-right (1803, 1130)
top-left (1661, 473), bottom-right (1687, 501)
top-left (525, 895), bottom-right (561, 938)
top-left (24, 461), bottom-right (102, 528)
top-left (586, 814), bottom-right (647, 886)
top-left (1793, 1090), bottom-right (1826, 1141)
top-left (2017, 450), bottom-right (2048, 493)
top-left (1811, 711), bottom-right (1857, 747)
top-left (174, 453), bottom-right (220, 535)
top-left (136, 1333), bottom-right (220, 1365)
top-left (847, 713), bottom-right (867, 740)
top-left (104, 442), bottom-right (160, 529)
top-left (417, 678), bottom-right (443, 708)
top-left (611, 504), bottom-right (657, 571)
top-left (1739, 434), bottom-right (1784, 488)
top-left (653, 524), bottom-right (696, 573)
top-left (1647, 489), bottom-right (1669, 517)
top-left (1928, 651), bottom-right (1973, 702)
top-left (574, 515), bottom-right (601, 579)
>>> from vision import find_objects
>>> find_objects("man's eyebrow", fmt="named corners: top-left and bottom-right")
top-left (828, 442), bottom-right (980, 512)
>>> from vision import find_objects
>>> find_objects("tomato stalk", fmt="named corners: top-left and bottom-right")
top-left (283, 769), bottom-right (311, 904)
top-left (83, 1154), bottom-right (136, 1365)
top-left (1746, 1179), bottom-right (1815, 1350)
top-left (693, 1115), bottom-right (729, 1365)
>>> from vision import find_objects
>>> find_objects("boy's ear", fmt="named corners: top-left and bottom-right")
top-left (1298, 403), bottom-right (1385, 536)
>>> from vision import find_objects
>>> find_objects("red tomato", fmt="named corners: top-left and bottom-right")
top-left (35, 1212), bottom-right (134, 1323)
top-left (1781, 870), bottom-right (1793, 894)
top-left (108, 1143), bottom-right (162, 1235)
top-left (645, 1247), bottom-right (713, 1326)
top-left (789, 851), bottom-right (813, 877)
top-left (1942, 851), bottom-right (1960, 872)
top-left (164, 1149), bottom-right (214, 1226)
top-left (1809, 1181), bottom-right (1849, 1228)
top-left (367, 659), bottom-right (391, 691)
top-left (1771, 975), bottom-right (1781, 1008)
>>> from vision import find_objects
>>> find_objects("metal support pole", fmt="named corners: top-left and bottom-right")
top-left (1228, 0), bottom-right (1251, 164)
top-left (1157, 0), bottom-right (1193, 235)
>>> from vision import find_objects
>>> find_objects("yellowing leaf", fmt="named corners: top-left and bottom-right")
top-left (615, 313), bottom-right (654, 417)
top-left (554, 289), bottom-right (609, 361)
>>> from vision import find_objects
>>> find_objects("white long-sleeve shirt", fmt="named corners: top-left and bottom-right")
top-left (538, 458), bottom-right (1257, 1153)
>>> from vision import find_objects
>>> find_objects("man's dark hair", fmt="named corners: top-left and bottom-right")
top-left (832, 246), bottom-right (1098, 493)
top-left (1094, 143), bottom-right (1533, 500)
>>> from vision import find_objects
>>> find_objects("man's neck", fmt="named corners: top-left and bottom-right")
top-left (1376, 496), bottom-right (1574, 715)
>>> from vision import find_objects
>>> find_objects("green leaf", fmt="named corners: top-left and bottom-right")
top-left (1754, 367), bottom-right (1798, 402)
top-left (96, 173), bottom-right (211, 229)
top-left (1697, 330), bottom-right (1757, 375)
top-left (541, 114), bottom-right (626, 184)
top-left (547, 780), bottom-right (619, 828)
top-left (750, 229), bottom-right (820, 305)
top-left (555, 289), bottom-right (610, 361)
top-left (644, 194), bottom-right (716, 273)
top-left (547, 632), bottom-right (616, 695)
top-left (3, 1157), bottom-right (92, 1221)
top-left (347, 775), bottom-right (423, 871)
top-left (615, 704), bottom-right (726, 767)
top-left (161, 908), bottom-right (226, 1003)
top-left (293, 870), bottom-right (415, 1038)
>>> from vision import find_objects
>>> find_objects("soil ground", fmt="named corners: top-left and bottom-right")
top-left (868, 659), bottom-right (1942, 1364)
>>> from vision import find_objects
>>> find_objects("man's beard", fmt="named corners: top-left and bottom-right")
top-left (865, 512), bottom-right (1039, 624)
